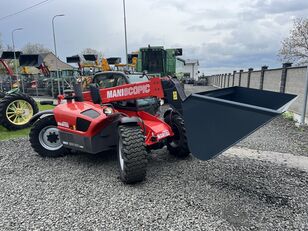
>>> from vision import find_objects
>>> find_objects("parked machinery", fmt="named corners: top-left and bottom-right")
top-left (29, 71), bottom-right (296, 184)
top-left (0, 51), bottom-right (22, 96)
top-left (0, 52), bottom-right (38, 130)
top-left (136, 45), bottom-right (184, 78)
top-left (19, 54), bottom-right (76, 97)
top-left (66, 54), bottom-right (123, 90)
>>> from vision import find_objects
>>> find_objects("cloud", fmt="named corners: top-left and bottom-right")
top-left (251, 0), bottom-right (308, 14)
top-left (1, 0), bottom-right (308, 74)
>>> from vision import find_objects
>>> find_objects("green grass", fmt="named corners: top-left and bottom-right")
top-left (0, 104), bottom-right (54, 141)
top-left (283, 111), bottom-right (294, 121)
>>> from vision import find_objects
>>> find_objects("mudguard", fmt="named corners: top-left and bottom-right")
top-left (30, 110), bottom-right (54, 125)
top-left (120, 116), bottom-right (141, 125)
top-left (182, 87), bottom-right (297, 160)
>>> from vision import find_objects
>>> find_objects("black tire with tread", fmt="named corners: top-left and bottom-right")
top-left (164, 113), bottom-right (190, 158)
top-left (117, 125), bottom-right (147, 184)
top-left (29, 116), bottom-right (67, 158)
top-left (0, 93), bottom-right (38, 130)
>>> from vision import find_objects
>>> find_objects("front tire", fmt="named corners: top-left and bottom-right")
top-left (29, 116), bottom-right (66, 158)
top-left (0, 93), bottom-right (38, 130)
top-left (117, 125), bottom-right (147, 184)
top-left (164, 113), bottom-right (190, 158)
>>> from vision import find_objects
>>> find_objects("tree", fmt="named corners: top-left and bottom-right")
top-left (279, 18), bottom-right (308, 65)
top-left (22, 42), bottom-right (51, 54)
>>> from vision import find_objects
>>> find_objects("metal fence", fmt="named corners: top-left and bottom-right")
top-left (206, 63), bottom-right (308, 124)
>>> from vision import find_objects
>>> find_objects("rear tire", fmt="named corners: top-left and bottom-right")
top-left (29, 116), bottom-right (66, 158)
top-left (117, 125), bottom-right (147, 184)
top-left (0, 93), bottom-right (38, 130)
top-left (164, 113), bottom-right (190, 158)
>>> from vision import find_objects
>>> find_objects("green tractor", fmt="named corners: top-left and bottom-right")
top-left (135, 46), bottom-right (184, 78)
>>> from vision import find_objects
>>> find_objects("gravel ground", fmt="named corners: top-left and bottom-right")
top-left (0, 85), bottom-right (307, 230)
top-left (0, 137), bottom-right (307, 230)
top-left (238, 116), bottom-right (308, 156)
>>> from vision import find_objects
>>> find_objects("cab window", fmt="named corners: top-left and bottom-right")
top-left (114, 74), bottom-right (127, 86)
top-left (94, 73), bottom-right (127, 89)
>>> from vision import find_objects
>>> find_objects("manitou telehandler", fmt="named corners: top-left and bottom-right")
top-left (29, 71), bottom-right (296, 184)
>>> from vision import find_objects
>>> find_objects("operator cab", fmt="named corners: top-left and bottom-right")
top-left (92, 71), bottom-right (160, 115)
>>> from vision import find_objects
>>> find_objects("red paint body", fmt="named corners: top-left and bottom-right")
top-left (82, 77), bottom-right (164, 103)
top-left (0, 59), bottom-right (14, 76)
top-left (54, 77), bottom-right (173, 147)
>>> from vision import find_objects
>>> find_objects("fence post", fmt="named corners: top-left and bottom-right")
top-left (301, 66), bottom-right (308, 125)
top-left (238, 70), bottom-right (243, 86)
top-left (247, 68), bottom-right (253, 88)
top-left (221, 74), bottom-right (223, 88)
top-left (223, 73), bottom-right (226, 88)
top-left (220, 74), bottom-right (223, 88)
top-left (232, 71), bottom-right (236, 86)
top-left (280, 62), bottom-right (292, 93)
top-left (227, 73), bottom-right (231, 87)
top-left (260, 66), bottom-right (268, 90)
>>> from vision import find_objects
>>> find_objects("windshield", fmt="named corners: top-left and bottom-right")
top-left (127, 74), bottom-right (148, 83)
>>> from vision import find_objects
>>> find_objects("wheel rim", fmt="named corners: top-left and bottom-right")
top-left (118, 136), bottom-right (124, 171)
top-left (5, 99), bottom-right (34, 126)
top-left (38, 126), bottom-right (63, 151)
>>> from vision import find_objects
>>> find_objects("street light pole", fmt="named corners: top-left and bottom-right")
top-left (52, 14), bottom-right (65, 97)
top-left (11, 28), bottom-right (23, 92)
top-left (123, 0), bottom-right (128, 69)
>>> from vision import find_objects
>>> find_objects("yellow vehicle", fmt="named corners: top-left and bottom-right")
top-left (66, 55), bottom-right (127, 89)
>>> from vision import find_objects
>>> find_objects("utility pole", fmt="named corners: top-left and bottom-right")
top-left (52, 14), bottom-right (65, 97)
top-left (11, 28), bottom-right (23, 92)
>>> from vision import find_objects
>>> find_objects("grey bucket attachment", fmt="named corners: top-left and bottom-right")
top-left (83, 54), bottom-right (97, 61)
top-left (66, 55), bottom-right (81, 63)
top-left (107, 57), bottom-right (121, 64)
top-left (182, 87), bottom-right (297, 161)
top-left (1, 51), bottom-right (22, 59)
top-left (19, 54), bottom-right (44, 67)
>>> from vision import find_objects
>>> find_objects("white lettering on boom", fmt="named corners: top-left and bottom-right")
top-left (106, 84), bottom-right (150, 99)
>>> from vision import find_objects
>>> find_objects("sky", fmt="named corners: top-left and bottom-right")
top-left (1, 0), bottom-right (308, 74)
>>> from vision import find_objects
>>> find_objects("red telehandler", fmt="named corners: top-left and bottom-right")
top-left (29, 72), bottom-right (296, 183)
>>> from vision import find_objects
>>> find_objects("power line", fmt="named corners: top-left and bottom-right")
top-left (0, 0), bottom-right (51, 22)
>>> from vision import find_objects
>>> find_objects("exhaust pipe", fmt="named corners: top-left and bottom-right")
top-left (182, 87), bottom-right (297, 160)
